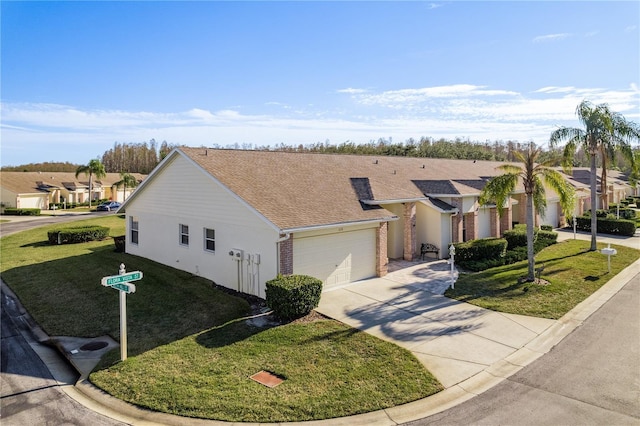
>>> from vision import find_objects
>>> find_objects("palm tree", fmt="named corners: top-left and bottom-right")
top-left (480, 143), bottom-right (575, 282)
top-left (550, 100), bottom-right (639, 251)
top-left (113, 172), bottom-right (138, 202)
top-left (75, 159), bottom-right (106, 209)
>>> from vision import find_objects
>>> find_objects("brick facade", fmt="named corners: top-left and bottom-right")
top-left (279, 235), bottom-right (293, 275)
top-left (499, 201), bottom-right (512, 235)
top-left (403, 202), bottom-right (417, 261)
top-left (376, 222), bottom-right (388, 277)
top-left (489, 207), bottom-right (500, 237)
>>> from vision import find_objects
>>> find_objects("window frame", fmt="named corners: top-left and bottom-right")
top-left (130, 216), bottom-right (139, 245)
top-left (179, 223), bottom-right (189, 246)
top-left (203, 227), bottom-right (215, 253)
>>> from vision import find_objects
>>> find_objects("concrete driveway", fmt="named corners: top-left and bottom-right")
top-left (316, 260), bottom-right (557, 389)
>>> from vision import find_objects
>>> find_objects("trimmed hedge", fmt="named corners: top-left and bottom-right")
top-left (574, 216), bottom-right (636, 237)
top-left (47, 225), bottom-right (110, 245)
top-left (608, 206), bottom-right (637, 220)
top-left (454, 238), bottom-right (507, 271)
top-left (265, 274), bottom-right (323, 320)
top-left (3, 208), bottom-right (41, 216)
top-left (503, 227), bottom-right (558, 252)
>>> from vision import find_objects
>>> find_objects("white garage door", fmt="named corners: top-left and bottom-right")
top-left (541, 201), bottom-right (559, 228)
top-left (18, 194), bottom-right (46, 209)
top-left (293, 228), bottom-right (376, 289)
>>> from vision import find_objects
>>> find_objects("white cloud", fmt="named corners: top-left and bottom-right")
top-left (2, 82), bottom-right (638, 166)
top-left (337, 88), bottom-right (368, 94)
top-left (533, 33), bottom-right (572, 43)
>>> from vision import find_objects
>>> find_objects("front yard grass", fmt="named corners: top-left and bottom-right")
top-left (446, 239), bottom-right (640, 319)
top-left (0, 216), bottom-right (442, 422)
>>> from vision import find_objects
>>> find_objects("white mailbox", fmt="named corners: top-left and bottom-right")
top-left (601, 244), bottom-right (617, 273)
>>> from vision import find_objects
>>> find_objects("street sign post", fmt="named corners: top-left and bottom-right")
top-left (101, 264), bottom-right (142, 361)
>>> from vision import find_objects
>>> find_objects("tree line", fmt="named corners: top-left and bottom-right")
top-left (3, 135), bottom-right (637, 175)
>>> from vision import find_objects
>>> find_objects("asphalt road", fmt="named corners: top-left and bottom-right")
top-left (404, 272), bottom-right (640, 426)
top-left (0, 298), bottom-right (125, 426)
top-left (0, 212), bottom-right (106, 238)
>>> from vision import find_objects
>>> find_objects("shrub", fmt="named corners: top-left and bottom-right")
top-left (503, 229), bottom-right (528, 249)
top-left (574, 216), bottom-right (636, 237)
top-left (540, 224), bottom-right (553, 231)
top-left (265, 274), bottom-right (323, 320)
top-left (47, 225), bottom-right (110, 245)
top-left (113, 235), bottom-right (126, 252)
top-left (4, 208), bottom-right (41, 216)
top-left (504, 246), bottom-right (528, 264)
top-left (454, 238), bottom-right (507, 271)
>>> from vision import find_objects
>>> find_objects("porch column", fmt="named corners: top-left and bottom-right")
top-left (489, 207), bottom-right (500, 238)
top-left (376, 222), bottom-right (388, 277)
top-left (279, 235), bottom-right (293, 275)
top-left (464, 201), bottom-right (479, 241)
top-left (403, 202), bottom-right (417, 261)
top-left (499, 199), bottom-right (513, 235)
top-left (451, 198), bottom-right (464, 243)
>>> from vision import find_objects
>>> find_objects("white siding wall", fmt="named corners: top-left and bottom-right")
top-left (125, 155), bottom-right (279, 298)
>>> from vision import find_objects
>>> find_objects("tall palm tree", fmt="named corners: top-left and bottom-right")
top-left (550, 100), bottom-right (639, 251)
top-left (75, 159), bottom-right (106, 209)
top-left (113, 172), bottom-right (138, 201)
top-left (480, 143), bottom-right (575, 282)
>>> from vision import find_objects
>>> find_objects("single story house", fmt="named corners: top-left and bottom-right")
top-left (0, 171), bottom-right (146, 211)
top-left (118, 148), bottom-right (591, 299)
top-left (558, 168), bottom-right (638, 210)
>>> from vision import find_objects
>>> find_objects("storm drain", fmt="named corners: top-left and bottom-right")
top-left (250, 370), bottom-right (285, 388)
top-left (79, 341), bottom-right (109, 351)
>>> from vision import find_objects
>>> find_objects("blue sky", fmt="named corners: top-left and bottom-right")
top-left (1, 1), bottom-right (639, 167)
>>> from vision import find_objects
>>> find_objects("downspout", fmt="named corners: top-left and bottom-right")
top-left (276, 233), bottom-right (291, 276)
top-left (449, 210), bottom-right (458, 257)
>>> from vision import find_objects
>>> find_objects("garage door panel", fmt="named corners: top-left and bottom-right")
top-left (541, 202), bottom-right (559, 227)
top-left (293, 229), bottom-right (376, 289)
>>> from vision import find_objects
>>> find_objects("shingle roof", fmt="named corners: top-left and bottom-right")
top-left (0, 172), bottom-right (146, 195)
top-left (179, 148), bottom-right (524, 231)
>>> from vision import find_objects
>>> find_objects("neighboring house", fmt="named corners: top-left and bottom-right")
top-left (0, 172), bottom-right (146, 211)
top-left (558, 168), bottom-right (638, 210)
top-left (118, 148), bottom-right (591, 299)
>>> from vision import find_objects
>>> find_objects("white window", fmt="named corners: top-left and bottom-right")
top-left (179, 224), bottom-right (189, 246)
top-left (204, 228), bottom-right (215, 252)
top-left (130, 216), bottom-right (139, 245)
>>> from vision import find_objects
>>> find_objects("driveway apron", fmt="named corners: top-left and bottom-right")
top-left (316, 260), bottom-right (557, 389)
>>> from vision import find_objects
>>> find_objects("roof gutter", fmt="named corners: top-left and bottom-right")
top-left (281, 217), bottom-right (398, 234)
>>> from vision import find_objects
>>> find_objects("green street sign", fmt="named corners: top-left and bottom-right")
top-left (109, 282), bottom-right (136, 294)
top-left (101, 271), bottom-right (143, 287)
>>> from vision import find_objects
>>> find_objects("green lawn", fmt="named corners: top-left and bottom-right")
top-left (0, 216), bottom-right (442, 422)
top-left (446, 239), bottom-right (640, 319)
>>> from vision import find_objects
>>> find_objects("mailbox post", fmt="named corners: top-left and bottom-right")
top-left (449, 244), bottom-right (456, 289)
top-left (600, 244), bottom-right (617, 274)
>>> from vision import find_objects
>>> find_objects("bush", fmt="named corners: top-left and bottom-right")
top-left (265, 275), bottom-right (323, 320)
top-left (454, 238), bottom-right (507, 271)
top-left (540, 224), bottom-right (553, 231)
top-left (47, 225), bottom-right (110, 245)
top-left (504, 246), bottom-right (528, 264)
top-left (504, 227), bottom-right (558, 250)
top-left (113, 235), bottom-right (126, 252)
top-left (574, 216), bottom-right (636, 237)
top-left (4, 208), bottom-right (41, 216)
